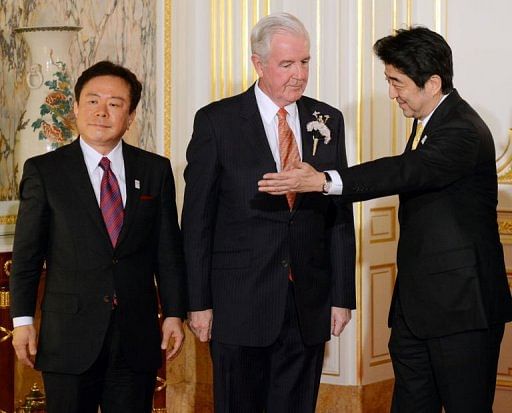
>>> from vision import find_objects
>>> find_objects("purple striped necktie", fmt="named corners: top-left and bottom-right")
top-left (99, 157), bottom-right (124, 247)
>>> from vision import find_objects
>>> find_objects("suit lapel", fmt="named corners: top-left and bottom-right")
top-left (240, 85), bottom-right (278, 172)
top-left (116, 142), bottom-right (143, 249)
top-left (292, 98), bottom-right (320, 213)
top-left (405, 90), bottom-right (462, 151)
top-left (63, 139), bottom-right (112, 248)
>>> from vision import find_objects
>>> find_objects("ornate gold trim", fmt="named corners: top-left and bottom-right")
top-left (164, 0), bottom-right (172, 158)
top-left (496, 129), bottom-right (512, 183)
top-left (369, 263), bottom-right (396, 367)
top-left (4, 259), bottom-right (12, 276)
top-left (0, 291), bottom-right (9, 308)
top-left (155, 376), bottom-right (167, 392)
top-left (356, 0), bottom-right (364, 386)
top-left (497, 211), bottom-right (512, 244)
top-left (0, 215), bottom-right (17, 225)
top-left (497, 366), bottom-right (512, 388)
top-left (0, 325), bottom-right (12, 343)
top-left (369, 206), bottom-right (397, 243)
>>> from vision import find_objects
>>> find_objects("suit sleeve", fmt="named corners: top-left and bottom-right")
top-left (9, 159), bottom-right (49, 318)
top-left (155, 160), bottom-right (187, 318)
top-left (181, 108), bottom-right (221, 311)
top-left (329, 113), bottom-right (356, 309)
top-left (340, 123), bottom-right (481, 202)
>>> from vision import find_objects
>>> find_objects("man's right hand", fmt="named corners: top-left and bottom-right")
top-left (188, 309), bottom-right (213, 342)
top-left (12, 324), bottom-right (38, 368)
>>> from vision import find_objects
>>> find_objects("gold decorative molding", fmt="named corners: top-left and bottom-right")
top-left (497, 210), bottom-right (512, 244)
top-left (0, 290), bottom-right (10, 308)
top-left (496, 129), bottom-right (512, 184)
top-left (369, 263), bottom-right (396, 367)
top-left (0, 214), bottom-right (17, 225)
top-left (0, 325), bottom-right (12, 343)
top-left (497, 367), bottom-right (512, 388)
top-left (369, 206), bottom-right (396, 243)
top-left (4, 259), bottom-right (12, 276)
top-left (164, 0), bottom-right (172, 158)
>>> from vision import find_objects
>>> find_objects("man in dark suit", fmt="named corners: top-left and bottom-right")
top-left (182, 12), bottom-right (356, 413)
top-left (10, 61), bottom-right (187, 413)
top-left (259, 27), bottom-right (512, 412)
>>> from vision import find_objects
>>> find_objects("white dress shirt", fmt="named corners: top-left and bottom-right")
top-left (254, 81), bottom-right (303, 170)
top-left (13, 138), bottom-right (127, 328)
top-left (254, 82), bottom-right (340, 194)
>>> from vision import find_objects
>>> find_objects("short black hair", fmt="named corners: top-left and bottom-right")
top-left (74, 60), bottom-right (142, 113)
top-left (373, 27), bottom-right (453, 94)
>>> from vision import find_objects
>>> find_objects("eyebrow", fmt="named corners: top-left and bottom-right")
top-left (385, 75), bottom-right (402, 83)
top-left (85, 92), bottom-right (127, 101)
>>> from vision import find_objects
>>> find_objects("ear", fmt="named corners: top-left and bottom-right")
top-left (427, 74), bottom-right (442, 96)
top-left (251, 54), bottom-right (264, 78)
top-left (128, 111), bottom-right (136, 126)
top-left (73, 101), bottom-right (79, 117)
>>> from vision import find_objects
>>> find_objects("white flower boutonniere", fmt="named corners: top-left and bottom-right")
top-left (306, 111), bottom-right (331, 156)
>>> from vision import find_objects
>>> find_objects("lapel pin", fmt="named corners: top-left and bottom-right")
top-left (135, 179), bottom-right (140, 189)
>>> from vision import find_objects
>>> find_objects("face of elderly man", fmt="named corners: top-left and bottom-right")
top-left (252, 31), bottom-right (310, 108)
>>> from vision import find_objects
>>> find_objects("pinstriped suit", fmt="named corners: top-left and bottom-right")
top-left (183, 85), bottom-right (355, 345)
top-left (182, 85), bottom-right (355, 410)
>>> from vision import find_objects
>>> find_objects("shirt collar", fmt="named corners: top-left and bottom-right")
top-left (420, 93), bottom-right (449, 127)
top-left (254, 80), bottom-right (299, 124)
top-left (79, 137), bottom-right (124, 175)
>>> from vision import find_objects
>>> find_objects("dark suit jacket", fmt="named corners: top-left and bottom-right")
top-left (182, 86), bottom-right (356, 347)
top-left (10, 139), bottom-right (186, 374)
top-left (340, 90), bottom-right (512, 338)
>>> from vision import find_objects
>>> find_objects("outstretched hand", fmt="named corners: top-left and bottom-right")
top-left (258, 162), bottom-right (325, 194)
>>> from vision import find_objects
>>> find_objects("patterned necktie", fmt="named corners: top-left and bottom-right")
top-left (99, 157), bottom-right (124, 247)
top-left (411, 121), bottom-right (424, 150)
top-left (277, 108), bottom-right (301, 209)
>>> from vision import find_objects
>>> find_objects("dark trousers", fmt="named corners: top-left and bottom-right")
top-left (389, 301), bottom-right (504, 413)
top-left (210, 284), bottom-right (325, 413)
top-left (42, 309), bottom-right (157, 413)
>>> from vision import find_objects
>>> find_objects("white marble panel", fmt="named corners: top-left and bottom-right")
top-left (0, 0), bottom-right (157, 204)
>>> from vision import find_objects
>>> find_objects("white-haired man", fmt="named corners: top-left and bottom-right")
top-left (182, 12), bottom-right (356, 412)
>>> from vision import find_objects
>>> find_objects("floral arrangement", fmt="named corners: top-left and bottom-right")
top-left (306, 111), bottom-right (331, 156)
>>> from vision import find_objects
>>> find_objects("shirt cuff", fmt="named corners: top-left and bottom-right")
top-left (13, 316), bottom-right (34, 328)
top-left (324, 170), bottom-right (343, 195)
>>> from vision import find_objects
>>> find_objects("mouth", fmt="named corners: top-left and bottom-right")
top-left (89, 123), bottom-right (111, 128)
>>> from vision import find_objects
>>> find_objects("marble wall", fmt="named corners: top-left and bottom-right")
top-left (0, 0), bottom-right (157, 201)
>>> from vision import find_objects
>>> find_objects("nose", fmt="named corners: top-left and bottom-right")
top-left (293, 62), bottom-right (306, 80)
top-left (388, 84), bottom-right (398, 99)
top-left (95, 106), bottom-right (107, 117)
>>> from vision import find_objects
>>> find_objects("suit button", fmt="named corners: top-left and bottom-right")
top-left (281, 260), bottom-right (288, 268)
top-left (112, 258), bottom-right (118, 264)
top-left (103, 295), bottom-right (111, 303)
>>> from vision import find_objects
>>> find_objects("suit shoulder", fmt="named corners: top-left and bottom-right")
top-left (123, 142), bottom-right (170, 166)
top-left (197, 90), bottom-right (246, 117)
top-left (24, 139), bottom-right (75, 167)
top-left (300, 95), bottom-right (342, 116)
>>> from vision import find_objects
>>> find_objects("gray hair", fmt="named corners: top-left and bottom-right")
top-left (251, 12), bottom-right (310, 61)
